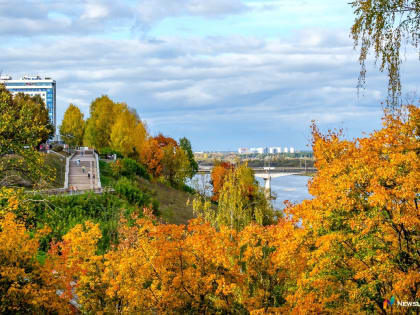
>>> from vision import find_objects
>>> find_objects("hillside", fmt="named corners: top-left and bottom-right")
top-left (136, 177), bottom-right (195, 225)
top-left (99, 159), bottom-right (196, 225)
top-left (0, 152), bottom-right (66, 188)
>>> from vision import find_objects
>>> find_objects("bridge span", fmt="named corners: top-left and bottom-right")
top-left (197, 166), bottom-right (316, 174)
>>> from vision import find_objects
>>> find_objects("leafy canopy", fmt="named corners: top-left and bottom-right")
top-left (59, 103), bottom-right (85, 147)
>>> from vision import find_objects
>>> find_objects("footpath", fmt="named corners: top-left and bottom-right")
top-left (68, 150), bottom-right (100, 191)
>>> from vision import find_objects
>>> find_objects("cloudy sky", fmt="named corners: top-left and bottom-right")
top-left (1, 0), bottom-right (418, 151)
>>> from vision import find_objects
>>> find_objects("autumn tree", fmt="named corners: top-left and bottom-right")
top-left (0, 86), bottom-right (55, 187)
top-left (196, 164), bottom-right (274, 231)
top-left (110, 107), bottom-right (147, 158)
top-left (140, 138), bottom-right (164, 177)
top-left (210, 161), bottom-right (234, 201)
top-left (1, 88), bottom-right (54, 153)
top-left (48, 221), bottom-right (107, 314)
top-left (161, 144), bottom-right (190, 185)
top-left (287, 105), bottom-right (420, 313)
top-left (83, 95), bottom-right (125, 150)
top-left (140, 134), bottom-right (190, 184)
top-left (0, 211), bottom-right (71, 314)
top-left (351, 0), bottom-right (420, 104)
top-left (180, 137), bottom-right (199, 178)
top-left (155, 133), bottom-right (178, 148)
top-left (59, 103), bottom-right (85, 147)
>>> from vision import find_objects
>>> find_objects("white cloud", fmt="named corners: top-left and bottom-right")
top-left (134, 0), bottom-right (247, 29)
top-left (2, 1), bottom-right (415, 149)
top-left (82, 1), bottom-right (110, 20)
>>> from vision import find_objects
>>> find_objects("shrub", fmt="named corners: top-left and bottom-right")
top-left (180, 183), bottom-right (195, 194)
top-left (114, 177), bottom-right (151, 207)
top-left (121, 158), bottom-right (150, 180)
top-left (29, 192), bottom-right (133, 253)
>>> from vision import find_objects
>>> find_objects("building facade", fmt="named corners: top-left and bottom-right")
top-left (0, 75), bottom-right (57, 130)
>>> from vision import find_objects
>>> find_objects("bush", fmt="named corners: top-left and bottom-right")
top-left (114, 178), bottom-right (159, 215)
top-left (180, 183), bottom-right (195, 194)
top-left (29, 192), bottom-right (136, 253)
top-left (114, 178), bottom-right (150, 207)
top-left (121, 158), bottom-right (150, 180)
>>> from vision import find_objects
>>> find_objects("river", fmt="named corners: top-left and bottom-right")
top-left (255, 175), bottom-right (312, 209)
top-left (189, 174), bottom-right (312, 210)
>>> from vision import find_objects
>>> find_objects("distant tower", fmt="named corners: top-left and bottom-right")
top-left (284, 147), bottom-right (289, 153)
top-left (290, 147), bottom-right (295, 153)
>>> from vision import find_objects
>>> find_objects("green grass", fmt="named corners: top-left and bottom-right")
top-left (99, 158), bottom-right (197, 225)
top-left (30, 191), bottom-right (139, 254)
top-left (137, 177), bottom-right (196, 225)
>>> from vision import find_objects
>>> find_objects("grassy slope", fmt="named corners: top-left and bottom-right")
top-left (137, 177), bottom-right (195, 225)
top-left (44, 153), bottom-right (66, 188)
top-left (99, 160), bottom-right (196, 225)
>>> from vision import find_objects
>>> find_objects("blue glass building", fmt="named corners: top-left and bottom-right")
top-left (0, 75), bottom-right (57, 132)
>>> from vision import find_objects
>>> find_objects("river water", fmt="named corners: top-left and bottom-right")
top-left (255, 175), bottom-right (312, 209)
top-left (189, 174), bottom-right (312, 210)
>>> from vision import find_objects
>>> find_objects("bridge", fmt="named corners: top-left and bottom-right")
top-left (197, 166), bottom-right (316, 198)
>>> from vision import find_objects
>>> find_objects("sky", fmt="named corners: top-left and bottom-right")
top-left (1, 0), bottom-right (419, 151)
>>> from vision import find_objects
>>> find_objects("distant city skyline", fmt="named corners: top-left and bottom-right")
top-left (1, 1), bottom-right (418, 151)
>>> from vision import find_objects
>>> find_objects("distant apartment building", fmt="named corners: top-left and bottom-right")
top-left (268, 147), bottom-right (283, 154)
top-left (249, 147), bottom-right (266, 154)
top-left (0, 75), bottom-right (57, 130)
top-left (238, 146), bottom-right (297, 154)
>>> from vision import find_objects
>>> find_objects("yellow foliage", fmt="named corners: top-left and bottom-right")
top-left (0, 212), bottom-right (71, 314)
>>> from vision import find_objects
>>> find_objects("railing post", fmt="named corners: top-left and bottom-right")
top-left (94, 151), bottom-right (101, 189)
top-left (64, 151), bottom-right (77, 190)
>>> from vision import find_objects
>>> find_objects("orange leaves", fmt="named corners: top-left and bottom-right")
top-left (47, 221), bottom-right (105, 314)
top-left (1, 106), bottom-right (418, 313)
top-left (140, 134), bottom-right (190, 184)
top-left (154, 133), bottom-right (178, 148)
top-left (0, 212), bottom-right (71, 314)
top-left (210, 161), bottom-right (234, 201)
top-left (287, 105), bottom-right (420, 313)
top-left (140, 138), bottom-right (164, 177)
top-left (63, 215), bottom-right (302, 313)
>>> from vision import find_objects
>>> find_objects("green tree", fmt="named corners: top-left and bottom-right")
top-left (194, 164), bottom-right (274, 231)
top-left (161, 145), bottom-right (190, 185)
top-left (83, 96), bottom-right (125, 150)
top-left (179, 137), bottom-right (198, 178)
top-left (59, 104), bottom-right (85, 147)
top-left (0, 86), bottom-right (55, 187)
top-left (351, 0), bottom-right (420, 104)
top-left (12, 92), bottom-right (54, 146)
